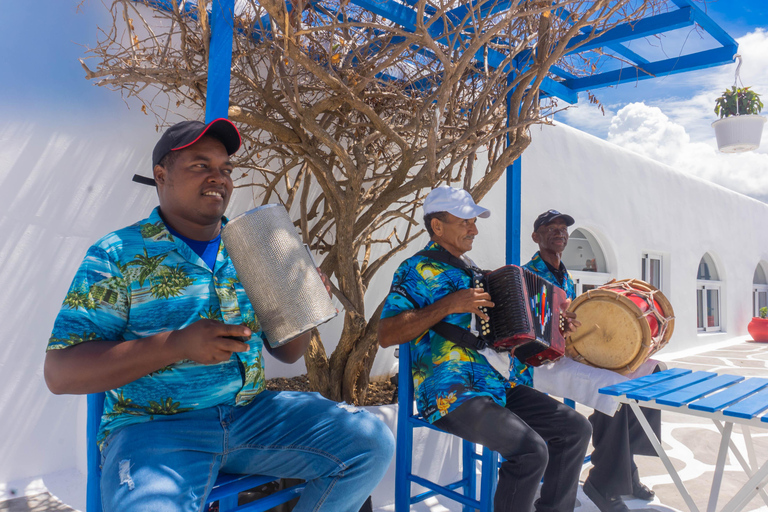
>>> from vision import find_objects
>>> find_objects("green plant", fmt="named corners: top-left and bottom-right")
top-left (760, 307), bottom-right (767, 319)
top-left (714, 86), bottom-right (764, 118)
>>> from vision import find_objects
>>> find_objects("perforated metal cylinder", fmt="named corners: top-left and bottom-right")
top-left (222, 204), bottom-right (337, 347)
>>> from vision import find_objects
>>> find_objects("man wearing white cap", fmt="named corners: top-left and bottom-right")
top-left (379, 186), bottom-right (592, 512)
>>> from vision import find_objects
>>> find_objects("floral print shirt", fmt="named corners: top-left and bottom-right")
top-left (512, 251), bottom-right (577, 387)
top-left (382, 242), bottom-right (509, 423)
top-left (48, 207), bottom-right (266, 445)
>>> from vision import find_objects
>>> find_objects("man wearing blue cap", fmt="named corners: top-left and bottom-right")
top-left (379, 186), bottom-right (592, 512)
top-left (44, 119), bottom-right (394, 512)
top-left (523, 209), bottom-right (661, 512)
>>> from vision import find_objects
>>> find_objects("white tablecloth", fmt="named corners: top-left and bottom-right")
top-left (532, 357), bottom-right (660, 416)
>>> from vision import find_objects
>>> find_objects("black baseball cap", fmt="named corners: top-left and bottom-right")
top-left (533, 209), bottom-right (575, 231)
top-left (133, 118), bottom-right (242, 186)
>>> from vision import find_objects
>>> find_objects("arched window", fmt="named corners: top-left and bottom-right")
top-left (696, 253), bottom-right (722, 332)
top-left (753, 262), bottom-right (768, 317)
top-left (642, 252), bottom-right (663, 291)
top-left (563, 228), bottom-right (611, 295)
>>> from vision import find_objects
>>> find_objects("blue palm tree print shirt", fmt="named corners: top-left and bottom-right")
top-left (48, 207), bottom-right (266, 446)
top-left (513, 251), bottom-right (576, 387)
top-left (382, 242), bottom-right (510, 423)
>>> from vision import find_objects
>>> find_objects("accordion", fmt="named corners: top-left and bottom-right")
top-left (476, 265), bottom-right (566, 366)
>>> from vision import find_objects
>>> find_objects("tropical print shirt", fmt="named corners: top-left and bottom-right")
top-left (48, 207), bottom-right (266, 446)
top-left (382, 241), bottom-right (510, 423)
top-left (512, 251), bottom-right (576, 387)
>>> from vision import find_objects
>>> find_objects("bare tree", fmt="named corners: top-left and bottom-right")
top-left (82, 0), bottom-right (667, 404)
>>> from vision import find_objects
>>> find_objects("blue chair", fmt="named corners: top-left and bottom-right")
top-left (87, 393), bottom-right (305, 511)
top-left (394, 347), bottom-right (499, 512)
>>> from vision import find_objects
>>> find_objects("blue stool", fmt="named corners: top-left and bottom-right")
top-left (86, 393), bottom-right (305, 511)
top-left (394, 347), bottom-right (499, 512)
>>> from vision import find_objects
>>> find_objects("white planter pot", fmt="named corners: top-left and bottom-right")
top-left (711, 114), bottom-right (767, 153)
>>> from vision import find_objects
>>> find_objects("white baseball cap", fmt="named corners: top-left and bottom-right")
top-left (423, 186), bottom-right (491, 219)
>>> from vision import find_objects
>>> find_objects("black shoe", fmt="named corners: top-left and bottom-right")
top-left (632, 468), bottom-right (655, 500)
top-left (583, 479), bottom-right (630, 512)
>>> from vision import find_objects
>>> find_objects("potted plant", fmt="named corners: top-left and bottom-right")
top-left (748, 307), bottom-right (768, 343)
top-left (712, 85), bottom-right (766, 153)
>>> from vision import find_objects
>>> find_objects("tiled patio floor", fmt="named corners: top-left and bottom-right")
top-left (5, 337), bottom-right (768, 512)
top-left (0, 492), bottom-right (74, 512)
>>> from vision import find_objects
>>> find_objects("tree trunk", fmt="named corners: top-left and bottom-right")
top-left (327, 310), bottom-right (367, 401)
top-left (341, 302), bottom-right (385, 404)
top-left (305, 330), bottom-right (331, 397)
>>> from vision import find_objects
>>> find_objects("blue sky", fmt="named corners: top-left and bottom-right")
top-left (2, 1), bottom-right (767, 199)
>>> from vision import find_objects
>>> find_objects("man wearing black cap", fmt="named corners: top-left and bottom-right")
top-left (44, 119), bottom-right (394, 512)
top-left (522, 210), bottom-right (660, 512)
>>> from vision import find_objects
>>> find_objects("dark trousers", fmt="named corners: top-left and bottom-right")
top-left (587, 404), bottom-right (661, 498)
top-left (434, 384), bottom-right (592, 512)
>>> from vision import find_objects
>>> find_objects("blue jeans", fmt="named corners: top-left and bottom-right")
top-left (100, 390), bottom-right (395, 512)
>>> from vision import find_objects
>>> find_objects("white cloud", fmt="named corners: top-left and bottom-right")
top-left (607, 102), bottom-right (768, 201)
top-left (557, 98), bottom-right (616, 139)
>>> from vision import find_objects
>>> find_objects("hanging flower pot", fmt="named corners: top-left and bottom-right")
top-left (712, 114), bottom-right (766, 153)
top-left (712, 55), bottom-right (765, 153)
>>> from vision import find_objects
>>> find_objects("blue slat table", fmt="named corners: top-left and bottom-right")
top-left (600, 369), bottom-right (768, 512)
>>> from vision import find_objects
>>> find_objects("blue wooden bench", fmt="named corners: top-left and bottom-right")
top-left (600, 368), bottom-right (768, 512)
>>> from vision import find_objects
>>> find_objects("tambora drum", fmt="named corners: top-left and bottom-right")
top-left (566, 279), bottom-right (674, 374)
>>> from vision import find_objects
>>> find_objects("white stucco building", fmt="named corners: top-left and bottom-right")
top-left (3, 112), bottom-right (767, 508)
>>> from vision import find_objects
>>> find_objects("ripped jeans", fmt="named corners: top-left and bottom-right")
top-left (100, 390), bottom-right (394, 512)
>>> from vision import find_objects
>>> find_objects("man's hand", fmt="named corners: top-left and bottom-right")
top-left (559, 298), bottom-right (581, 336)
top-left (167, 319), bottom-right (251, 365)
top-left (379, 287), bottom-right (494, 348)
top-left (441, 288), bottom-right (494, 321)
top-left (559, 298), bottom-right (582, 358)
top-left (317, 268), bottom-right (333, 298)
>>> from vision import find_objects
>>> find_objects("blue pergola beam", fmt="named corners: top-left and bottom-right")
top-left (606, 44), bottom-right (650, 66)
top-left (442, 0), bottom-right (522, 37)
top-left (540, 77), bottom-right (577, 104)
top-left (563, 44), bottom-right (737, 92)
top-left (671, 0), bottom-right (737, 47)
top-left (555, 7), bottom-right (652, 67)
top-left (206, 0), bottom-right (235, 122)
top-left (564, 7), bottom-right (693, 55)
top-left (349, 0), bottom-right (419, 31)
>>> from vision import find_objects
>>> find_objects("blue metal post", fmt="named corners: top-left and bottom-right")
top-left (505, 156), bottom-right (522, 266)
top-left (395, 346), bottom-right (414, 511)
top-left (205, 0), bottom-right (235, 122)
top-left (505, 72), bottom-right (522, 266)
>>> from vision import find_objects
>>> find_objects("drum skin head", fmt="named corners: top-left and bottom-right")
top-left (566, 279), bottom-right (675, 374)
top-left (567, 291), bottom-right (650, 371)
